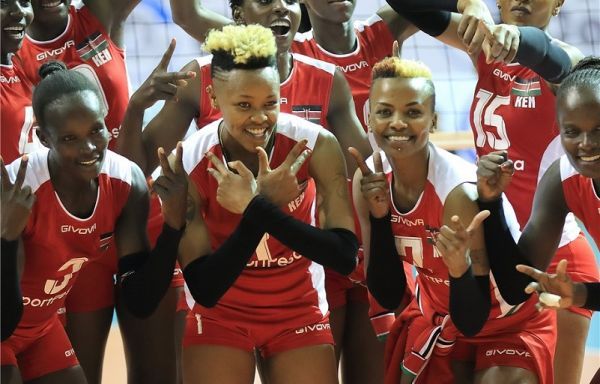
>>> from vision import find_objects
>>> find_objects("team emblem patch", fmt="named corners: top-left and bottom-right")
top-left (291, 105), bottom-right (322, 124)
top-left (511, 76), bottom-right (541, 97)
top-left (76, 32), bottom-right (112, 67)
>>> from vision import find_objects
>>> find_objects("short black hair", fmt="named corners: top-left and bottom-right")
top-left (32, 61), bottom-right (104, 128)
top-left (557, 56), bottom-right (600, 102)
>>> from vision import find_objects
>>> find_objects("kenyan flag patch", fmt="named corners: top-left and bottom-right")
top-left (511, 76), bottom-right (541, 97)
top-left (291, 105), bottom-right (322, 124)
top-left (76, 32), bottom-right (109, 61)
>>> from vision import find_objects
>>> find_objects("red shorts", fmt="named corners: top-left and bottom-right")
top-left (547, 233), bottom-right (599, 319)
top-left (1, 317), bottom-right (79, 381)
top-left (325, 269), bottom-right (368, 309)
top-left (183, 312), bottom-right (333, 358)
top-left (65, 255), bottom-right (116, 313)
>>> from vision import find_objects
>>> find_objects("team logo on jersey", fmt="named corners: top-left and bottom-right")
top-left (425, 225), bottom-right (440, 245)
top-left (511, 77), bottom-right (541, 97)
top-left (291, 105), bottom-right (322, 124)
top-left (76, 32), bottom-right (112, 68)
top-left (99, 232), bottom-right (113, 251)
top-left (44, 257), bottom-right (89, 295)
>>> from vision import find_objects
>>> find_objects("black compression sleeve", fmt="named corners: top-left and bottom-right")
top-left (1, 239), bottom-right (23, 341)
top-left (515, 27), bottom-right (572, 82)
top-left (386, 0), bottom-right (458, 12)
top-left (449, 267), bottom-right (491, 337)
top-left (183, 206), bottom-right (265, 308)
top-left (402, 10), bottom-right (452, 37)
top-left (583, 282), bottom-right (600, 312)
top-left (118, 224), bottom-right (183, 318)
top-left (244, 195), bottom-right (358, 276)
top-left (366, 213), bottom-right (407, 310)
top-left (477, 198), bottom-right (533, 305)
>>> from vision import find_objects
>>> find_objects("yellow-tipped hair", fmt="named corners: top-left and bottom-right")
top-left (372, 57), bottom-right (432, 81)
top-left (204, 24), bottom-right (277, 65)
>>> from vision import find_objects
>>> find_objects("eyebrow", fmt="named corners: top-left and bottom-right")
top-left (237, 94), bottom-right (278, 99)
top-left (374, 101), bottom-right (422, 107)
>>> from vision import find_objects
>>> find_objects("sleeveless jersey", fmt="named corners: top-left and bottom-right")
top-left (292, 14), bottom-right (395, 131)
top-left (182, 113), bottom-right (328, 327)
top-left (560, 156), bottom-right (600, 243)
top-left (372, 145), bottom-right (533, 328)
top-left (5, 149), bottom-right (132, 334)
top-left (1, 61), bottom-right (42, 163)
top-left (469, 53), bottom-right (580, 245)
top-left (195, 53), bottom-right (334, 129)
top-left (15, 1), bottom-right (130, 148)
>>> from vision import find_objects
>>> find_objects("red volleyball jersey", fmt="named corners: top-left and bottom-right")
top-left (5, 149), bottom-right (132, 335)
top-left (372, 145), bottom-right (532, 328)
top-left (292, 14), bottom-right (395, 131)
top-left (469, 53), bottom-right (580, 245)
top-left (195, 53), bottom-right (334, 129)
top-left (182, 113), bottom-right (329, 327)
top-left (15, 2), bottom-right (130, 148)
top-left (0, 61), bottom-right (41, 163)
top-left (560, 156), bottom-right (600, 244)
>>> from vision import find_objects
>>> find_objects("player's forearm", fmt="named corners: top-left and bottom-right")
top-left (386, 0), bottom-right (458, 12)
top-left (115, 103), bottom-right (149, 175)
top-left (449, 267), bottom-right (490, 336)
top-left (580, 282), bottom-right (599, 312)
top-left (170, 0), bottom-right (231, 43)
top-left (514, 27), bottom-right (572, 82)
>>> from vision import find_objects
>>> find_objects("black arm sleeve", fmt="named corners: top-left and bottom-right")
top-left (477, 198), bottom-right (533, 305)
top-left (366, 213), bottom-right (407, 310)
top-left (118, 224), bottom-right (183, 318)
top-left (449, 267), bottom-right (491, 337)
top-left (583, 282), bottom-right (600, 312)
top-left (386, 0), bottom-right (458, 12)
top-left (515, 27), bottom-right (572, 83)
top-left (243, 196), bottom-right (358, 276)
top-left (1, 239), bottom-right (23, 341)
top-left (183, 208), bottom-right (265, 308)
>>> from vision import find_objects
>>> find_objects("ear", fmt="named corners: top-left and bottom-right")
top-left (36, 128), bottom-right (51, 149)
top-left (552, 0), bottom-right (564, 16)
top-left (206, 85), bottom-right (219, 109)
top-left (429, 113), bottom-right (438, 133)
top-left (232, 6), bottom-right (244, 24)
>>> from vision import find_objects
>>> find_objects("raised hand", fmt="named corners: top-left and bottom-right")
top-left (476, 151), bottom-right (514, 202)
top-left (516, 260), bottom-right (576, 310)
top-left (457, 0), bottom-right (495, 55)
top-left (435, 211), bottom-right (489, 278)
top-left (129, 39), bottom-right (196, 110)
top-left (154, 142), bottom-right (188, 229)
top-left (477, 21), bottom-right (520, 64)
top-left (349, 147), bottom-right (389, 219)
top-left (256, 139), bottom-right (311, 206)
top-left (1, 156), bottom-right (35, 241)
top-left (392, 40), bottom-right (400, 58)
top-left (207, 153), bottom-right (257, 214)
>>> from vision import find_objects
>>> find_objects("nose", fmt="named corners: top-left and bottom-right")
top-left (272, 0), bottom-right (290, 14)
top-left (79, 138), bottom-right (97, 154)
top-left (579, 131), bottom-right (599, 150)
top-left (390, 114), bottom-right (408, 130)
top-left (251, 111), bottom-right (268, 124)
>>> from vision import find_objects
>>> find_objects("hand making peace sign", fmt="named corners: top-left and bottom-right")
top-left (1, 156), bottom-right (35, 241)
top-left (348, 148), bottom-right (389, 219)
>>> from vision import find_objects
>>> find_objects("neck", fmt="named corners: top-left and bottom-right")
top-left (276, 51), bottom-right (293, 83)
top-left (308, 13), bottom-right (357, 54)
top-left (1, 53), bottom-right (10, 65)
top-left (388, 145), bottom-right (430, 212)
top-left (48, 153), bottom-right (98, 215)
top-left (28, 17), bottom-right (69, 41)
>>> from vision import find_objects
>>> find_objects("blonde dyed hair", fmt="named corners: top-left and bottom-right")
top-left (204, 24), bottom-right (276, 65)
top-left (372, 57), bottom-right (432, 81)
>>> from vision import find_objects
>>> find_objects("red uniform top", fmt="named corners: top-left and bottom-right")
top-left (373, 145), bottom-right (532, 326)
top-left (292, 14), bottom-right (395, 131)
top-left (560, 156), bottom-right (600, 243)
top-left (195, 53), bottom-right (334, 129)
top-left (5, 149), bottom-right (132, 336)
top-left (0, 62), bottom-right (42, 163)
top-left (15, 2), bottom-right (130, 148)
top-left (182, 113), bottom-right (328, 327)
top-left (469, 53), bottom-right (580, 245)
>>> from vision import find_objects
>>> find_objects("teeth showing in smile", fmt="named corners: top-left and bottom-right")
top-left (270, 20), bottom-right (290, 36)
top-left (580, 155), bottom-right (600, 162)
top-left (3, 27), bottom-right (24, 39)
top-left (246, 128), bottom-right (267, 137)
top-left (387, 136), bottom-right (410, 142)
top-left (42, 1), bottom-right (61, 7)
top-left (79, 159), bottom-right (98, 166)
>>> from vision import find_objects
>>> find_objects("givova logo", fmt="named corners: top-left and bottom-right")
top-left (44, 257), bottom-right (88, 295)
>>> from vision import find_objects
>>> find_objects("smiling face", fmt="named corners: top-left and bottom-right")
top-left (210, 66), bottom-right (281, 154)
top-left (497, 0), bottom-right (563, 28)
top-left (369, 77), bottom-right (436, 161)
top-left (30, 0), bottom-right (68, 26)
top-left (302, 0), bottom-right (355, 24)
top-left (233, 0), bottom-right (301, 54)
top-left (39, 90), bottom-right (109, 182)
top-left (1, 0), bottom-right (34, 63)
top-left (558, 85), bottom-right (600, 179)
